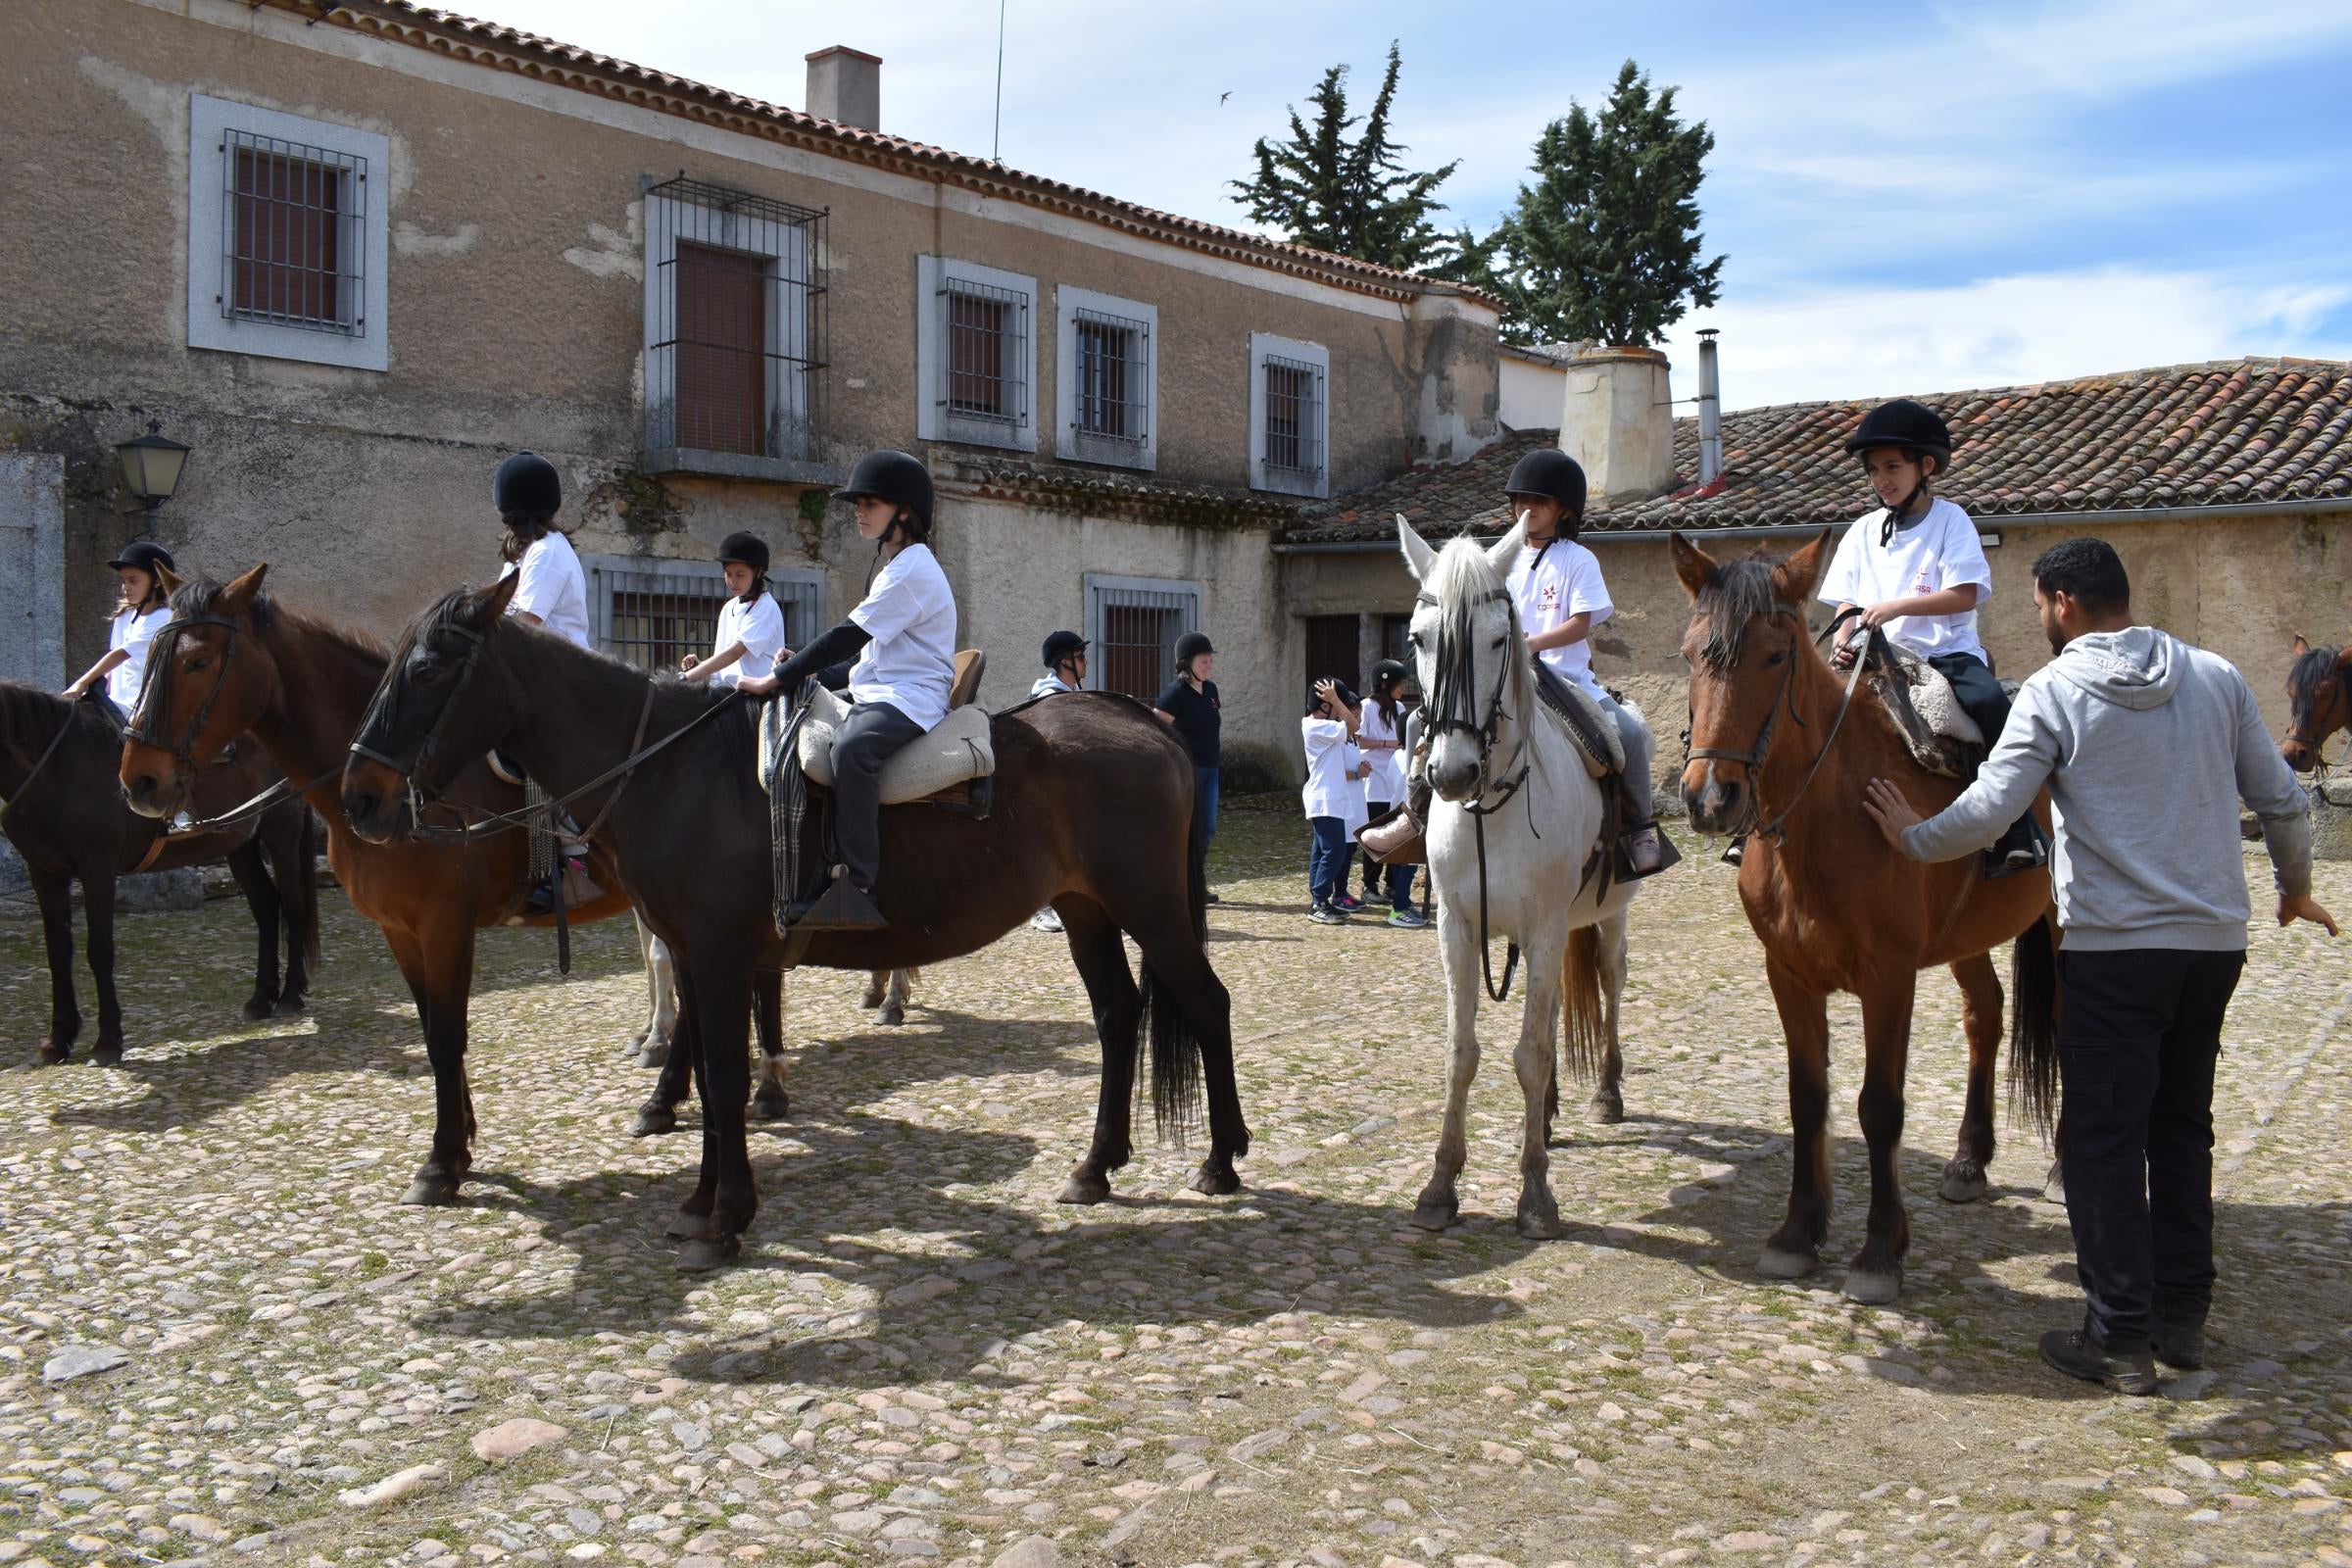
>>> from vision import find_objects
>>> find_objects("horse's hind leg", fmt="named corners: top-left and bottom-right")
top-left (1132, 922), bottom-right (1247, 1197)
top-left (749, 967), bottom-right (789, 1122)
top-left (859, 970), bottom-right (886, 1010)
top-left (629, 914), bottom-right (675, 1068)
top-left (224, 836), bottom-right (280, 1023)
top-left (1057, 899), bottom-right (1141, 1204)
top-left (879, 967), bottom-right (912, 1027)
top-left (633, 956), bottom-right (695, 1137)
top-left (1940, 953), bottom-right (2001, 1203)
top-left (83, 874), bottom-right (124, 1065)
top-left (1588, 907), bottom-right (1631, 1124)
top-left (1759, 956), bottom-right (1832, 1279)
top-left (32, 869), bottom-right (80, 1064)
top-left (1413, 898), bottom-right (1484, 1231)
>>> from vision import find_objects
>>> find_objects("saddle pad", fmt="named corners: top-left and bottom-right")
top-left (769, 683), bottom-right (996, 804)
top-left (1528, 662), bottom-right (1623, 779)
top-left (1868, 646), bottom-right (1984, 780)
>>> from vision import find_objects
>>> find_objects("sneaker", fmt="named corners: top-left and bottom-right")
top-left (1721, 836), bottom-right (1746, 867)
top-left (1202, 890), bottom-right (1220, 906)
top-left (1308, 903), bottom-right (1348, 926)
top-left (1332, 894), bottom-right (1365, 912)
top-left (1029, 907), bottom-right (1063, 934)
top-left (1985, 825), bottom-right (2049, 880)
top-left (2154, 1317), bottom-right (2206, 1371)
top-left (2037, 1328), bottom-right (2157, 1396)
top-left (1387, 906), bottom-right (1429, 930)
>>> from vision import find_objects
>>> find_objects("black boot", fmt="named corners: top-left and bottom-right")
top-left (1984, 816), bottom-right (2049, 880)
top-left (2037, 1328), bottom-right (2157, 1396)
top-left (2154, 1315), bottom-right (2206, 1371)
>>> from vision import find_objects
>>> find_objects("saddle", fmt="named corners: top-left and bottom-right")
top-left (1528, 662), bottom-right (1624, 781)
top-left (1862, 642), bottom-right (2010, 781)
top-left (757, 649), bottom-right (995, 808)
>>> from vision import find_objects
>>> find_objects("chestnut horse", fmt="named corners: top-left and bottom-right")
top-left (3, 681), bottom-right (317, 1061)
top-left (1672, 531), bottom-right (2059, 1303)
top-left (341, 575), bottom-right (1249, 1271)
top-left (2282, 635), bottom-right (2352, 775)
top-left (116, 565), bottom-right (782, 1207)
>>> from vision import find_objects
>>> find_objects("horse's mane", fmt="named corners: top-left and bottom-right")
top-left (172, 576), bottom-right (389, 660)
top-left (1426, 533), bottom-right (1535, 726)
top-left (0, 679), bottom-right (77, 741)
top-left (1691, 556), bottom-right (1790, 670)
top-left (2288, 643), bottom-right (2340, 712)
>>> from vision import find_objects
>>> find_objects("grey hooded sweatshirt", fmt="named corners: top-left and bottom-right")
top-left (1900, 625), bottom-right (2311, 952)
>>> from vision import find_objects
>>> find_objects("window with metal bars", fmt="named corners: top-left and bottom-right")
top-left (1056, 285), bottom-right (1157, 470)
top-left (1074, 312), bottom-right (1146, 441)
top-left (643, 176), bottom-right (829, 479)
top-left (1249, 332), bottom-right (1330, 497)
top-left (1264, 357), bottom-right (1322, 477)
top-left (919, 258), bottom-right (1038, 452)
top-left (1084, 573), bottom-right (1202, 701)
top-left (583, 555), bottom-right (825, 675)
top-left (223, 130), bottom-right (365, 333)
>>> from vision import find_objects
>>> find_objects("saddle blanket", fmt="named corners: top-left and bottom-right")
top-left (1866, 644), bottom-right (2007, 780)
top-left (758, 683), bottom-right (994, 804)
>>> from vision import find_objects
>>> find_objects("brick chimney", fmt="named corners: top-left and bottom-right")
top-left (1558, 346), bottom-right (1675, 504)
top-left (806, 46), bottom-right (881, 132)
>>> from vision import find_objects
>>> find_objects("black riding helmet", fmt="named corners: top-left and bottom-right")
top-left (835, 450), bottom-right (935, 541)
top-left (493, 451), bottom-right (563, 524)
top-left (1370, 658), bottom-right (1409, 689)
top-left (717, 530), bottom-right (771, 574)
top-left (1503, 448), bottom-right (1589, 523)
top-left (107, 541), bottom-right (176, 576)
top-left (1846, 400), bottom-right (1954, 543)
top-left (1041, 629), bottom-right (1086, 669)
top-left (1175, 631), bottom-right (1214, 672)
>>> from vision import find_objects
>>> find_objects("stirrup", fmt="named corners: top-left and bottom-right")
top-left (1617, 823), bottom-right (1681, 881)
top-left (788, 873), bottom-right (887, 932)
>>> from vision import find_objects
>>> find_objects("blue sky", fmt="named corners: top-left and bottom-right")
top-left (466, 0), bottom-right (2352, 411)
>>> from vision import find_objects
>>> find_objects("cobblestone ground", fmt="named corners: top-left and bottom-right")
top-left (1, 808), bottom-right (2348, 1568)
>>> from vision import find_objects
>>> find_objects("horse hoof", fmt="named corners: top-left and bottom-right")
top-left (1516, 1202), bottom-right (1567, 1241)
top-left (665, 1209), bottom-right (707, 1240)
top-left (1191, 1164), bottom-right (1241, 1197)
top-left (629, 1105), bottom-right (679, 1139)
top-left (2042, 1160), bottom-right (2067, 1203)
top-left (402, 1176), bottom-right (462, 1206)
top-left (92, 1046), bottom-right (124, 1069)
top-left (274, 996), bottom-right (310, 1018)
top-left (879, 1004), bottom-right (905, 1027)
top-left (1756, 1247), bottom-right (1819, 1280)
top-left (1842, 1268), bottom-right (1902, 1305)
top-left (635, 1041), bottom-right (668, 1070)
top-left (1056, 1175), bottom-right (1111, 1204)
top-left (1408, 1201), bottom-right (1458, 1233)
top-left (35, 1042), bottom-right (71, 1066)
top-left (749, 1090), bottom-right (790, 1123)
top-left (1588, 1092), bottom-right (1625, 1125)
top-left (242, 997), bottom-right (274, 1022)
top-left (675, 1237), bottom-right (740, 1273)
top-left (858, 990), bottom-right (882, 1011)
top-left (1937, 1161), bottom-right (1988, 1203)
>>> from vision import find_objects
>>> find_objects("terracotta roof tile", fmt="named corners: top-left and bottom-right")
top-left (1287, 358), bottom-right (2352, 544)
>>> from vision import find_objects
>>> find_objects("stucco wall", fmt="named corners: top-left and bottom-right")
top-left (4, 0), bottom-right (1493, 670)
top-left (1498, 356), bottom-right (1566, 434)
top-left (1282, 510), bottom-right (2352, 794)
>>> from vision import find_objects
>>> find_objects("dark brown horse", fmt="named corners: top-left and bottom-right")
top-left (3, 681), bottom-right (317, 1062)
top-left (2282, 635), bottom-right (2352, 774)
top-left (1671, 531), bottom-right (2060, 1303)
top-left (114, 564), bottom-right (707, 1206)
top-left (340, 575), bottom-right (1249, 1271)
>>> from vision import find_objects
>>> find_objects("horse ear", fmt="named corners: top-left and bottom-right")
top-left (1396, 514), bottom-right (1437, 583)
top-left (2336, 645), bottom-right (2352, 673)
top-left (1772, 528), bottom-right (1835, 605)
top-left (2294, 635), bottom-right (2311, 658)
top-left (216, 563), bottom-right (270, 615)
top-left (1482, 519), bottom-right (1527, 577)
top-left (156, 563), bottom-right (185, 598)
top-left (468, 573), bottom-right (522, 628)
top-left (1668, 531), bottom-right (1717, 600)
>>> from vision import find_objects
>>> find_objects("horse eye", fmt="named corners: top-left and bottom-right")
top-left (1490, 635), bottom-right (1507, 651)
top-left (1766, 650), bottom-right (1788, 667)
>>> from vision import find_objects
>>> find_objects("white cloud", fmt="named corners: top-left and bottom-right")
top-left (1661, 267), bottom-right (2352, 412)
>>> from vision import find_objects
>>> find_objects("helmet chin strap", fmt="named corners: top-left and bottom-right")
top-left (1878, 462), bottom-right (1932, 546)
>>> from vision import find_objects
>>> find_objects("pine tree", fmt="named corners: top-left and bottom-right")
top-left (1230, 43), bottom-right (1458, 273)
top-left (1474, 61), bottom-right (1726, 348)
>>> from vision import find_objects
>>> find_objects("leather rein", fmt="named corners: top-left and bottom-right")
top-left (1683, 604), bottom-right (1875, 847)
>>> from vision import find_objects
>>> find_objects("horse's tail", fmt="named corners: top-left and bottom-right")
top-left (2007, 906), bottom-right (2062, 1138)
top-left (1138, 962), bottom-right (1202, 1149)
top-left (295, 807), bottom-right (324, 973)
top-left (1559, 924), bottom-right (1607, 1086)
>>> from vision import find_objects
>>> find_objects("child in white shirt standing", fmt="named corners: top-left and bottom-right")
top-left (1302, 677), bottom-right (1362, 924)
top-left (65, 541), bottom-right (176, 723)
top-left (1353, 660), bottom-right (1424, 927)
top-left (682, 532), bottom-right (787, 689)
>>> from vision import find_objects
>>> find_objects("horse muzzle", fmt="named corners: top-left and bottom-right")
top-left (118, 742), bottom-right (184, 819)
top-left (1681, 762), bottom-right (1744, 835)
top-left (1426, 754), bottom-right (1485, 804)
top-left (340, 759), bottom-right (411, 846)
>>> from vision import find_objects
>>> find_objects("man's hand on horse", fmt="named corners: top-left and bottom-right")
top-left (1861, 778), bottom-right (1923, 849)
top-left (2278, 892), bottom-right (2340, 935)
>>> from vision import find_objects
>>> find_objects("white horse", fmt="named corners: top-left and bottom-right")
top-left (1399, 516), bottom-right (1646, 1239)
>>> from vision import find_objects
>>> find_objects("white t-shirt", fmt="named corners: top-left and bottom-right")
top-left (1819, 498), bottom-right (1991, 662)
top-left (848, 543), bottom-right (957, 731)
top-left (710, 591), bottom-right (787, 688)
top-left (1507, 537), bottom-right (1612, 695)
top-left (500, 530), bottom-right (592, 648)
top-left (1358, 698), bottom-right (1409, 804)
top-left (105, 604), bottom-right (170, 712)
top-left (1301, 715), bottom-right (1361, 820)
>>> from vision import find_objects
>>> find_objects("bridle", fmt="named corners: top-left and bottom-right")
top-left (1684, 603), bottom-right (1873, 846)
top-left (2285, 661), bottom-right (2350, 807)
top-left (348, 620), bottom-right (494, 840)
top-left (125, 612), bottom-right (243, 777)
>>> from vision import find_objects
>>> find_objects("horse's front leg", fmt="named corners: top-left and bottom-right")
top-left (1758, 956), bottom-right (1832, 1279)
top-left (749, 967), bottom-right (789, 1121)
top-left (32, 869), bottom-right (80, 1064)
top-left (1846, 973), bottom-right (1917, 1304)
top-left (1512, 925), bottom-right (1568, 1240)
top-left (393, 924), bottom-right (477, 1205)
top-left (1412, 896), bottom-right (1484, 1231)
top-left (1941, 953), bottom-right (2002, 1202)
top-left (674, 952), bottom-right (758, 1272)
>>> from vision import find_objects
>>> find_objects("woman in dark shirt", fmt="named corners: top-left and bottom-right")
top-left (1154, 631), bottom-right (1222, 900)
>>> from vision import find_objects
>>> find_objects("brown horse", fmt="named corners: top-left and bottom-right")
top-left (1671, 530), bottom-right (2060, 1303)
top-left (113, 564), bottom-right (763, 1207)
top-left (3, 681), bottom-right (317, 1061)
top-left (340, 575), bottom-right (1249, 1271)
top-left (2282, 635), bottom-right (2352, 774)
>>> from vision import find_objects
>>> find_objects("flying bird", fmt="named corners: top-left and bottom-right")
top-left (1219, 91), bottom-right (1232, 105)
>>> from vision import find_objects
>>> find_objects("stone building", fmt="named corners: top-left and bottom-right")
top-left (2, 0), bottom-right (1498, 758)
top-left (1283, 356), bottom-right (2352, 791)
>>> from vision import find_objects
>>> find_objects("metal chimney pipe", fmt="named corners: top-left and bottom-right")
top-left (1696, 329), bottom-right (1723, 485)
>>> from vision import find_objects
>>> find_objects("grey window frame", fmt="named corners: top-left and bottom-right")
top-left (916, 256), bottom-right (1039, 453)
top-left (1054, 284), bottom-right (1157, 471)
top-left (580, 553), bottom-right (820, 674)
top-left (1248, 330), bottom-right (1330, 498)
top-left (1082, 571), bottom-right (1203, 700)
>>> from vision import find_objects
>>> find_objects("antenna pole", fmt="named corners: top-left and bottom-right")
top-left (993, 0), bottom-right (1007, 161)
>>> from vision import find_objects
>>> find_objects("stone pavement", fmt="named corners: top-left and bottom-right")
top-left (0, 810), bottom-right (2346, 1567)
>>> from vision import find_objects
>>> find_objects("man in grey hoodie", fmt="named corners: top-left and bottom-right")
top-left (1862, 537), bottom-right (2335, 1395)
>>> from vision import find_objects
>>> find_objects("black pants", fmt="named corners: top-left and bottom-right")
top-left (831, 702), bottom-right (924, 894)
top-left (2055, 947), bottom-right (2245, 1352)
top-left (1930, 652), bottom-right (2034, 850)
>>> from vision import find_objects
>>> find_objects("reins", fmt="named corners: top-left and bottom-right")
top-left (2285, 671), bottom-right (2351, 808)
top-left (1684, 604), bottom-right (1874, 846)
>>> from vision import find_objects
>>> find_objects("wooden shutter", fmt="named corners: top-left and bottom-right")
top-left (676, 242), bottom-right (767, 454)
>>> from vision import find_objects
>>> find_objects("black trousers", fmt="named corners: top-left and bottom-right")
top-left (831, 702), bottom-right (924, 894)
top-left (2055, 947), bottom-right (2246, 1352)
top-left (1929, 652), bottom-right (2034, 849)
